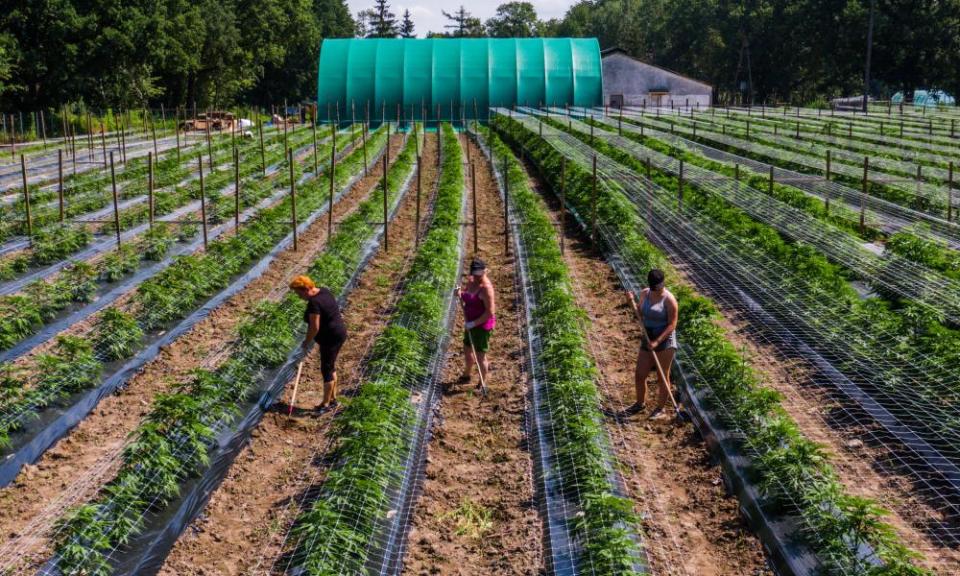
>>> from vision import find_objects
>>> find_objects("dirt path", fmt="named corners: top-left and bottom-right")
top-left (528, 172), bottom-right (772, 576)
top-left (700, 297), bottom-right (960, 573)
top-left (401, 138), bottom-right (541, 576)
top-left (0, 134), bottom-right (408, 573)
top-left (158, 133), bottom-right (440, 576)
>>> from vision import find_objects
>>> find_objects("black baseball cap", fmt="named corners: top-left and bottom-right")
top-left (469, 258), bottom-right (487, 275)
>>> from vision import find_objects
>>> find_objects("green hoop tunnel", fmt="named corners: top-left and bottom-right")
top-left (316, 38), bottom-right (603, 123)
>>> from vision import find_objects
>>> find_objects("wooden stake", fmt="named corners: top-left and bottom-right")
top-left (415, 154), bottom-right (422, 246)
top-left (503, 155), bottom-right (509, 255)
top-left (361, 122), bottom-right (368, 176)
top-left (20, 155), bottom-right (32, 245)
top-left (39, 110), bottom-right (47, 149)
top-left (100, 122), bottom-right (108, 168)
top-left (383, 152), bottom-right (389, 252)
top-left (947, 161), bottom-right (954, 222)
top-left (148, 151), bottom-right (155, 228)
top-left (206, 120), bottom-right (213, 170)
top-left (591, 155), bottom-right (598, 246)
top-left (58, 149), bottom-right (65, 222)
top-left (312, 117), bottom-right (319, 174)
top-left (235, 147), bottom-right (241, 231)
top-left (472, 162), bottom-right (478, 254)
top-left (560, 157), bottom-right (566, 255)
top-left (290, 149), bottom-right (298, 251)
top-left (110, 153), bottom-right (121, 249)
top-left (199, 157), bottom-right (208, 249)
top-left (861, 156), bottom-right (868, 234)
top-left (678, 159), bottom-right (684, 211)
top-left (328, 128), bottom-right (336, 238)
top-left (259, 119), bottom-right (266, 175)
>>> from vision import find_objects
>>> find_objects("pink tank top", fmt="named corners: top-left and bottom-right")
top-left (461, 289), bottom-right (496, 330)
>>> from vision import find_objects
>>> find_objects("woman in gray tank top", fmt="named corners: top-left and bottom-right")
top-left (627, 268), bottom-right (678, 418)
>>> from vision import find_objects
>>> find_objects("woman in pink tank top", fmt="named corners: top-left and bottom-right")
top-left (456, 258), bottom-right (496, 388)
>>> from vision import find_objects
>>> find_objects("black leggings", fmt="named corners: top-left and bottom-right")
top-left (317, 335), bottom-right (346, 382)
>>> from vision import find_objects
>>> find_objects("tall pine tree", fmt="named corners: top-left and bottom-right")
top-left (400, 9), bottom-right (415, 38)
top-left (368, 0), bottom-right (398, 38)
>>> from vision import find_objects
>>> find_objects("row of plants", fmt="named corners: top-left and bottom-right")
top-left (0, 129), bottom-right (324, 354)
top-left (494, 114), bottom-right (932, 575)
top-left (50, 126), bottom-right (420, 576)
top-left (0, 128), bottom-right (225, 237)
top-left (0, 125), bottom-right (380, 449)
top-left (619, 113), bottom-right (952, 217)
top-left (560, 114), bottom-right (960, 438)
top-left (0, 130), bottom-right (251, 277)
top-left (482, 127), bottom-right (644, 574)
top-left (0, 226), bottom-right (180, 352)
top-left (284, 124), bottom-right (462, 574)
top-left (577, 117), bottom-right (960, 289)
top-left (688, 110), bottom-right (958, 170)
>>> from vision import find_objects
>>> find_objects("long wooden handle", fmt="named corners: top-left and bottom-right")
top-left (288, 361), bottom-right (304, 416)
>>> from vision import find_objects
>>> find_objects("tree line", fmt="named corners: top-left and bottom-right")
top-left (1, 0), bottom-right (958, 112)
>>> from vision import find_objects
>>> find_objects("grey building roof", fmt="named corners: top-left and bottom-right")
top-left (601, 47), bottom-right (713, 91)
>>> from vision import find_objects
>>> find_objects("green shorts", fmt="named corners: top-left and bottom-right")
top-left (463, 327), bottom-right (492, 353)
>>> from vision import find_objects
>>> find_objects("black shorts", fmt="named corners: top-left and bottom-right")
top-left (640, 326), bottom-right (678, 352)
top-left (316, 333), bottom-right (346, 382)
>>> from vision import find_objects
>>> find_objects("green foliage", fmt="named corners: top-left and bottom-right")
top-left (94, 308), bottom-right (144, 361)
top-left (291, 124), bottom-right (463, 573)
top-left (1, 0), bottom-right (356, 110)
top-left (483, 128), bottom-right (642, 574)
top-left (494, 115), bottom-right (932, 575)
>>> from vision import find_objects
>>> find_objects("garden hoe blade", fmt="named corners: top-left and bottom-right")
top-left (288, 361), bottom-right (304, 417)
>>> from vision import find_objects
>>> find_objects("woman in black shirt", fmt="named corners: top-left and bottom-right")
top-left (289, 275), bottom-right (347, 409)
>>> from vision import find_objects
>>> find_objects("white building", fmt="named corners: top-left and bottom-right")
top-left (601, 47), bottom-right (713, 109)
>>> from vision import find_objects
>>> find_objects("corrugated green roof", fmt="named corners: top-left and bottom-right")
top-left (317, 38), bottom-right (603, 123)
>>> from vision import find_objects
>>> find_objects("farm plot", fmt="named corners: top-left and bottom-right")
top-left (0, 126), bottom-right (329, 359)
top-left (0, 126), bottom-right (372, 471)
top-left (611, 108), bottom-right (958, 220)
top-left (583, 112), bottom-right (960, 252)
top-left (159, 129), bottom-right (439, 576)
top-left (0, 124), bottom-right (393, 574)
top-left (496, 110), bottom-right (954, 573)
top-left (401, 134), bottom-right (542, 575)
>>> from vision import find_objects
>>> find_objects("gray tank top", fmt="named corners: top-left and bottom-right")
top-left (642, 290), bottom-right (670, 329)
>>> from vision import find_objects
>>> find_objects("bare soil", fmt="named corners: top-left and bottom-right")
top-left (157, 133), bottom-right (439, 576)
top-left (531, 171), bottom-right (773, 576)
top-left (0, 134), bottom-right (408, 573)
top-left (401, 137), bottom-right (542, 576)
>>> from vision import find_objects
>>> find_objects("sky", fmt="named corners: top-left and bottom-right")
top-left (346, 0), bottom-right (573, 37)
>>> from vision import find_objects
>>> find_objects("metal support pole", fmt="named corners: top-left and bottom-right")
top-left (768, 165), bottom-right (774, 197)
top-left (20, 155), bottom-right (32, 245)
top-left (151, 115), bottom-right (159, 159)
top-left (110, 153), bottom-right (122, 249)
top-left (290, 149), bottom-right (298, 251)
top-left (58, 149), bottom-right (65, 222)
top-left (148, 151), bottom-right (155, 228)
top-left (199, 156), bottom-right (208, 249)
